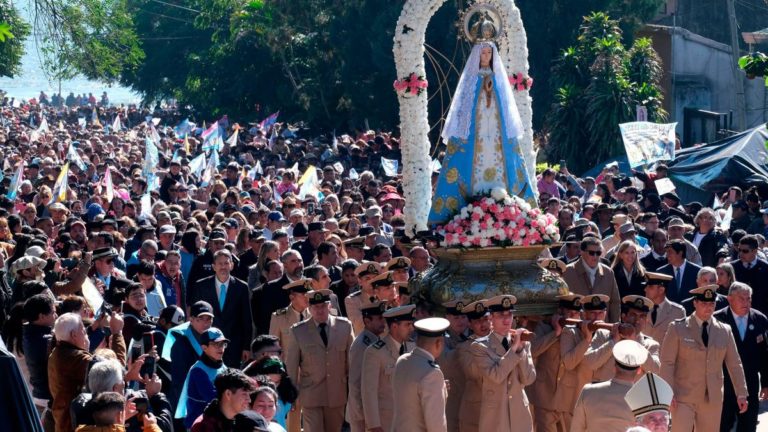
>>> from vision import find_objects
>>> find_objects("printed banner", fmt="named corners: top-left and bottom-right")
top-left (619, 122), bottom-right (677, 168)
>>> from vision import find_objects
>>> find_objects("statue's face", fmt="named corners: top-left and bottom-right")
top-left (480, 47), bottom-right (492, 67)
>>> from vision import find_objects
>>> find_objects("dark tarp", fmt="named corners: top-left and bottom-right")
top-left (667, 125), bottom-right (768, 205)
top-left (0, 338), bottom-right (44, 432)
top-left (581, 155), bottom-right (632, 178)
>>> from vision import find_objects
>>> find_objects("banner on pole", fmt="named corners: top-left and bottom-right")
top-left (619, 122), bottom-right (677, 168)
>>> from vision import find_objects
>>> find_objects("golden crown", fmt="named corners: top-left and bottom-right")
top-left (460, 4), bottom-right (502, 44)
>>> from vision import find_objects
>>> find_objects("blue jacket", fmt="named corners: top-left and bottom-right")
top-left (177, 356), bottom-right (226, 428)
top-left (21, 323), bottom-right (53, 400)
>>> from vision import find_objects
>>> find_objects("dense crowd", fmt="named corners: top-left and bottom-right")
top-left (0, 94), bottom-right (765, 432)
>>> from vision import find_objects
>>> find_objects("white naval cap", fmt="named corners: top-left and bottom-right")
top-left (612, 339), bottom-right (648, 369)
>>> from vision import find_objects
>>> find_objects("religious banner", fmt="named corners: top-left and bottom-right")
top-left (619, 122), bottom-right (677, 168)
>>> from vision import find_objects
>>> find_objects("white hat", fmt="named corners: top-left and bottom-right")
top-left (414, 317), bottom-right (449, 337)
top-left (25, 246), bottom-right (45, 258)
top-left (624, 373), bottom-right (674, 417)
top-left (612, 339), bottom-right (648, 369)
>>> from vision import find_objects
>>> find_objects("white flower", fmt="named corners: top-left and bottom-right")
top-left (490, 187), bottom-right (508, 201)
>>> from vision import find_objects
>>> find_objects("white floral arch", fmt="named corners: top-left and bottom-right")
top-left (394, 0), bottom-right (535, 232)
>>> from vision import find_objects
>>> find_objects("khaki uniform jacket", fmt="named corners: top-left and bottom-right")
top-left (644, 298), bottom-right (685, 346)
top-left (555, 327), bottom-right (593, 413)
top-left (457, 335), bottom-right (483, 432)
top-left (526, 321), bottom-right (562, 411)
top-left (269, 304), bottom-right (308, 356)
top-left (391, 347), bottom-right (447, 432)
top-left (361, 335), bottom-right (414, 430)
top-left (346, 328), bottom-right (379, 424)
top-left (660, 315), bottom-right (748, 404)
top-left (588, 333), bottom-right (661, 382)
top-left (466, 332), bottom-right (536, 432)
top-left (438, 330), bottom-right (469, 432)
top-left (344, 291), bottom-right (369, 336)
top-left (562, 261), bottom-right (621, 322)
top-left (285, 315), bottom-right (354, 408)
top-left (570, 378), bottom-right (635, 432)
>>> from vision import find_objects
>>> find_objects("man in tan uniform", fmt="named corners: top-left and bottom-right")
top-left (346, 301), bottom-right (387, 432)
top-left (527, 294), bottom-right (580, 432)
top-left (438, 299), bottom-right (470, 432)
top-left (345, 261), bottom-right (382, 334)
top-left (391, 317), bottom-right (449, 432)
top-left (571, 340), bottom-right (649, 432)
top-left (562, 237), bottom-right (622, 322)
top-left (361, 304), bottom-right (416, 432)
top-left (457, 300), bottom-right (491, 432)
top-left (556, 294), bottom-right (610, 431)
top-left (286, 289), bottom-right (354, 432)
top-left (385, 256), bottom-right (411, 283)
top-left (370, 271), bottom-right (400, 307)
top-left (268, 278), bottom-right (311, 356)
top-left (643, 272), bottom-right (685, 346)
top-left (586, 294), bottom-right (663, 383)
top-left (465, 295), bottom-right (536, 432)
top-left (660, 285), bottom-right (749, 432)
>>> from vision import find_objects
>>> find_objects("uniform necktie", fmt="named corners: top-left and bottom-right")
top-left (502, 337), bottom-right (510, 351)
top-left (218, 283), bottom-right (227, 310)
top-left (399, 343), bottom-right (406, 355)
top-left (675, 267), bottom-right (682, 292)
top-left (319, 322), bottom-right (328, 347)
top-left (651, 304), bottom-right (659, 325)
top-left (701, 321), bottom-right (709, 347)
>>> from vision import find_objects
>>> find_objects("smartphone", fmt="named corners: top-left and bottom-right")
top-left (729, 190), bottom-right (736, 202)
top-left (307, 202), bottom-right (315, 214)
top-left (560, 160), bottom-right (567, 170)
top-left (142, 332), bottom-right (154, 354)
top-left (140, 356), bottom-right (156, 378)
top-left (130, 346), bottom-right (142, 362)
top-left (132, 397), bottom-right (149, 414)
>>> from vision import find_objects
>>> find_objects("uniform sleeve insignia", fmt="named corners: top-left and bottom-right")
top-left (363, 335), bottom-right (372, 345)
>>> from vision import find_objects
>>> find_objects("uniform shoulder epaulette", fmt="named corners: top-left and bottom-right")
top-left (363, 335), bottom-right (373, 346)
top-left (274, 307), bottom-right (288, 316)
top-left (473, 335), bottom-right (490, 344)
top-left (428, 360), bottom-right (440, 369)
top-left (349, 291), bottom-right (361, 298)
top-left (674, 317), bottom-right (686, 322)
top-left (373, 340), bottom-right (386, 349)
top-left (291, 320), bottom-right (309, 330)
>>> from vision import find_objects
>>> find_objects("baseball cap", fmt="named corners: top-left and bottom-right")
top-left (200, 327), bottom-right (229, 345)
top-left (190, 301), bottom-right (214, 318)
top-left (268, 211), bottom-right (286, 222)
top-left (159, 306), bottom-right (186, 325)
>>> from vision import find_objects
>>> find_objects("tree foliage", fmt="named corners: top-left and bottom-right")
top-left (545, 12), bottom-right (666, 174)
top-left (0, 1), bottom-right (31, 78)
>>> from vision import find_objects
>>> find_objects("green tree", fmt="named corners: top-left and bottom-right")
top-left (546, 12), bottom-right (666, 173)
top-left (0, 2), bottom-right (30, 78)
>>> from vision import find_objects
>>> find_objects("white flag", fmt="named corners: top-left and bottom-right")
top-left (188, 153), bottom-right (206, 177)
top-left (430, 158), bottom-right (442, 172)
top-left (381, 157), bottom-right (399, 176)
top-left (78, 117), bottom-right (87, 130)
top-left (299, 167), bottom-right (321, 200)
top-left (349, 168), bottom-right (359, 180)
top-left (226, 129), bottom-right (239, 147)
top-left (103, 166), bottom-right (114, 203)
top-left (333, 162), bottom-right (344, 174)
top-left (140, 193), bottom-right (153, 219)
top-left (112, 114), bottom-right (122, 132)
top-left (38, 117), bottom-right (49, 132)
top-left (247, 160), bottom-right (263, 179)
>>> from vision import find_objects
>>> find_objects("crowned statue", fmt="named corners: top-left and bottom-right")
top-left (429, 8), bottom-right (536, 225)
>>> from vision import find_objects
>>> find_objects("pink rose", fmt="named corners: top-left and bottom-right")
top-left (471, 212), bottom-right (481, 221)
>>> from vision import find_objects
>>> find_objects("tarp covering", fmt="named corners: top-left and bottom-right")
top-left (667, 125), bottom-right (768, 205)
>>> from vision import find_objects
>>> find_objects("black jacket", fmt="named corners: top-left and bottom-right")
top-left (251, 275), bottom-right (291, 336)
top-left (730, 259), bottom-right (768, 315)
top-left (686, 229), bottom-right (727, 268)
top-left (612, 264), bottom-right (647, 298)
top-left (713, 307), bottom-right (768, 397)
top-left (21, 323), bottom-right (53, 400)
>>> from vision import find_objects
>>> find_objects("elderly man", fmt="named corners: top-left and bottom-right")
top-left (562, 237), bottom-right (622, 322)
top-left (625, 373), bottom-right (674, 432)
top-left (48, 312), bottom-right (125, 432)
top-left (713, 282), bottom-right (768, 432)
top-left (660, 285), bottom-right (749, 432)
top-left (362, 206), bottom-right (394, 247)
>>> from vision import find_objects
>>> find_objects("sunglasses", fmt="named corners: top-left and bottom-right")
top-left (586, 250), bottom-right (602, 257)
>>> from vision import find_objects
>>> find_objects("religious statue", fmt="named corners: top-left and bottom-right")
top-left (429, 7), bottom-right (535, 225)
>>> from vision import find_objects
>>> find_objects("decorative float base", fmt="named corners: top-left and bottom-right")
top-left (411, 246), bottom-right (568, 316)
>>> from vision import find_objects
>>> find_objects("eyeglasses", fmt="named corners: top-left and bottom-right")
top-left (209, 341), bottom-right (228, 348)
top-left (585, 250), bottom-right (602, 257)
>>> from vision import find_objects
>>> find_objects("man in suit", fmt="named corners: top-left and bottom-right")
top-left (562, 237), bottom-right (622, 322)
top-left (391, 317), bottom-right (449, 432)
top-left (465, 295), bottom-right (536, 432)
top-left (640, 229), bottom-right (668, 272)
top-left (252, 249), bottom-right (303, 335)
top-left (571, 340), bottom-right (649, 432)
top-left (656, 239), bottom-right (701, 304)
top-left (730, 234), bottom-right (768, 315)
top-left (713, 282), bottom-right (768, 432)
top-left (527, 294), bottom-right (578, 432)
top-left (361, 304), bottom-right (415, 432)
top-left (346, 301), bottom-right (386, 432)
top-left (189, 249), bottom-right (253, 368)
top-left (643, 272), bottom-right (685, 346)
top-left (660, 285), bottom-right (749, 432)
top-left (285, 289), bottom-right (354, 432)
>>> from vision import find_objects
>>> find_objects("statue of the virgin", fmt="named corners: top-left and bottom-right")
top-left (429, 11), bottom-right (535, 225)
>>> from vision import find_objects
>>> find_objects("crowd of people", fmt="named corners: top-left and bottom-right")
top-left (0, 93), bottom-right (765, 432)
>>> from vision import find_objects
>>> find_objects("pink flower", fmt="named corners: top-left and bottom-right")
top-left (458, 235), bottom-right (468, 244)
top-left (480, 222), bottom-right (488, 230)
top-left (493, 222), bottom-right (502, 229)
top-left (471, 212), bottom-right (481, 221)
top-left (455, 226), bottom-right (464, 234)
top-left (517, 84), bottom-right (525, 91)
top-left (471, 237), bottom-right (481, 246)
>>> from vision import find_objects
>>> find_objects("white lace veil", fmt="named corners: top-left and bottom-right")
top-left (441, 42), bottom-right (523, 144)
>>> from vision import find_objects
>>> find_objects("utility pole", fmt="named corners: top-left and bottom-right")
top-left (727, 0), bottom-right (746, 130)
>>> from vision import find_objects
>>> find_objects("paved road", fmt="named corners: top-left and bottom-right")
top-left (758, 399), bottom-right (768, 431)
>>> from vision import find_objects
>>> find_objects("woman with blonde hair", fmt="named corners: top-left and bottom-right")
top-left (611, 240), bottom-right (647, 297)
top-left (716, 262), bottom-right (736, 293)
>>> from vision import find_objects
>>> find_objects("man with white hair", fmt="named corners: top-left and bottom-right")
top-left (48, 312), bottom-right (125, 432)
top-left (625, 373), bottom-right (674, 432)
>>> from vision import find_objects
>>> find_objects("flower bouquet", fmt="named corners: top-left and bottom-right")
top-left (393, 73), bottom-right (429, 97)
top-left (508, 73), bottom-right (533, 91)
top-left (440, 188), bottom-right (559, 248)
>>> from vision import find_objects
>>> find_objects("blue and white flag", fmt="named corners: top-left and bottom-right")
top-left (67, 143), bottom-right (87, 171)
top-left (174, 119), bottom-right (194, 138)
top-left (6, 162), bottom-right (24, 200)
top-left (143, 137), bottom-right (160, 176)
top-left (188, 153), bottom-right (206, 177)
top-left (381, 157), bottom-right (399, 177)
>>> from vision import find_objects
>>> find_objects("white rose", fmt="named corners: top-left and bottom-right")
top-left (491, 187), bottom-right (508, 201)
